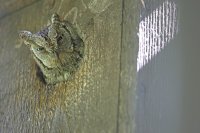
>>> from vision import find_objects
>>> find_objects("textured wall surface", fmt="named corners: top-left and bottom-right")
top-left (0, 0), bottom-right (138, 133)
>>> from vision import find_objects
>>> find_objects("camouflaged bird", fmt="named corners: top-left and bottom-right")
top-left (19, 13), bottom-right (84, 84)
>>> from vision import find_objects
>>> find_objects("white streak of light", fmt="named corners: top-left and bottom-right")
top-left (137, 1), bottom-right (178, 72)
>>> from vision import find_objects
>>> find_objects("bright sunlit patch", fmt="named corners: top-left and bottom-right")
top-left (137, 1), bottom-right (178, 72)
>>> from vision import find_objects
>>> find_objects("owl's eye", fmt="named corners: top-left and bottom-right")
top-left (57, 36), bottom-right (63, 42)
top-left (36, 47), bottom-right (45, 51)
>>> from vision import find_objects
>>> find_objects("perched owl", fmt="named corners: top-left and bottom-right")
top-left (19, 13), bottom-right (84, 84)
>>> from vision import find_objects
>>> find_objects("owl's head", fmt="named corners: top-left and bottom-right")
top-left (19, 13), bottom-right (84, 84)
top-left (19, 13), bottom-right (75, 69)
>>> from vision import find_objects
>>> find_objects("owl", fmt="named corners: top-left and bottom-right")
top-left (19, 13), bottom-right (84, 84)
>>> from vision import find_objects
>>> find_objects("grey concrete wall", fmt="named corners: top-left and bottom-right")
top-left (181, 0), bottom-right (200, 133)
top-left (136, 26), bottom-right (182, 133)
top-left (136, 0), bottom-right (200, 132)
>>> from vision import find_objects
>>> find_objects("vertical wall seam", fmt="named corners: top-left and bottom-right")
top-left (116, 0), bottom-right (125, 132)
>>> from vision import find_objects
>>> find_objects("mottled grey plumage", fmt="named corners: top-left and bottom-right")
top-left (19, 13), bottom-right (84, 84)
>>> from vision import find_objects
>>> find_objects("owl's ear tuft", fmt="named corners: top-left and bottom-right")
top-left (19, 31), bottom-right (34, 46)
top-left (19, 31), bottom-right (32, 40)
top-left (51, 13), bottom-right (60, 24)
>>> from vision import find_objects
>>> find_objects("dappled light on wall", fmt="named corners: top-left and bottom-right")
top-left (137, 1), bottom-right (178, 72)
